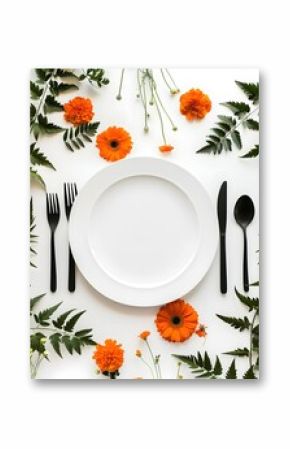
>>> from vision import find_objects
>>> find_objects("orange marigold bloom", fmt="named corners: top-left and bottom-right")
top-left (135, 349), bottom-right (142, 357)
top-left (155, 299), bottom-right (199, 343)
top-left (180, 89), bottom-right (211, 120)
top-left (92, 339), bottom-right (124, 373)
top-left (159, 145), bottom-right (174, 153)
top-left (139, 331), bottom-right (150, 340)
top-left (96, 126), bottom-right (132, 162)
top-left (196, 325), bottom-right (207, 338)
top-left (64, 96), bottom-right (94, 125)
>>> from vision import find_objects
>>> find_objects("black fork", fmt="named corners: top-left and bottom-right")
top-left (46, 193), bottom-right (60, 292)
top-left (64, 183), bottom-right (78, 292)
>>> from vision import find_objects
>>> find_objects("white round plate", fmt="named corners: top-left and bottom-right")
top-left (69, 157), bottom-right (218, 307)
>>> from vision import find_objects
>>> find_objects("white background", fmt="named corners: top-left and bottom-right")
top-left (30, 68), bottom-right (258, 379)
top-left (0, 0), bottom-right (288, 447)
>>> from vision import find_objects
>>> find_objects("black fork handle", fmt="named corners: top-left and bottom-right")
top-left (243, 229), bottom-right (249, 292)
top-left (68, 245), bottom-right (76, 292)
top-left (220, 233), bottom-right (227, 294)
top-left (50, 231), bottom-right (57, 292)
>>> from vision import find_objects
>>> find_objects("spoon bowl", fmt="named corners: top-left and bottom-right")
top-left (234, 195), bottom-right (255, 229)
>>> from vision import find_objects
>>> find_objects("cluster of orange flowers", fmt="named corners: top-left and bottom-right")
top-left (63, 85), bottom-right (211, 161)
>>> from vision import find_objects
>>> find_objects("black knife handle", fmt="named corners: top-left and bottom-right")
top-left (243, 229), bottom-right (249, 292)
top-left (68, 245), bottom-right (76, 292)
top-left (50, 232), bottom-right (57, 292)
top-left (220, 233), bottom-right (227, 294)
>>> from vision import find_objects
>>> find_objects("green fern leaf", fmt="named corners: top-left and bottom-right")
top-left (245, 119), bottom-right (259, 130)
top-left (226, 360), bottom-right (237, 379)
top-left (241, 145), bottom-right (259, 158)
top-left (44, 95), bottom-right (64, 113)
top-left (235, 288), bottom-right (259, 312)
top-left (222, 101), bottom-right (250, 117)
top-left (34, 302), bottom-right (62, 326)
top-left (30, 143), bottom-right (55, 170)
top-left (30, 81), bottom-right (43, 99)
top-left (213, 356), bottom-right (223, 375)
top-left (223, 348), bottom-right (249, 357)
top-left (30, 168), bottom-right (45, 188)
top-left (30, 294), bottom-right (45, 312)
top-left (235, 81), bottom-right (259, 104)
top-left (243, 365), bottom-right (257, 379)
top-left (64, 311), bottom-right (85, 332)
top-left (52, 309), bottom-right (75, 329)
top-left (49, 333), bottom-right (62, 357)
top-left (216, 314), bottom-right (250, 331)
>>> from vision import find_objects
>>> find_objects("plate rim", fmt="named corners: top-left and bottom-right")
top-left (69, 156), bottom-right (218, 307)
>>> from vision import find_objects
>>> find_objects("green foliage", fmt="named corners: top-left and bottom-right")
top-left (223, 348), bottom-right (249, 357)
top-left (79, 68), bottom-right (110, 87)
top-left (235, 81), bottom-right (259, 104)
top-left (44, 95), bottom-right (64, 113)
top-left (30, 81), bottom-right (43, 99)
top-left (172, 352), bottom-right (238, 379)
top-left (241, 145), bottom-right (259, 158)
top-left (235, 288), bottom-right (259, 312)
top-left (243, 365), bottom-right (257, 379)
top-left (197, 80), bottom-right (259, 157)
top-left (30, 168), bottom-right (45, 188)
top-left (216, 314), bottom-right (250, 331)
top-left (30, 198), bottom-right (37, 267)
top-left (225, 360), bottom-right (237, 379)
top-left (49, 80), bottom-right (78, 96)
top-left (31, 114), bottom-right (64, 140)
top-left (30, 143), bottom-right (55, 170)
top-left (63, 122), bottom-right (100, 151)
top-left (30, 295), bottom-right (96, 373)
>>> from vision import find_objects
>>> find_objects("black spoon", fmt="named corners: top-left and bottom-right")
top-left (234, 195), bottom-right (255, 292)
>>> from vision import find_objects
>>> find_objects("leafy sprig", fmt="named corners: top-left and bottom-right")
top-left (217, 287), bottom-right (259, 376)
top-left (197, 80), bottom-right (259, 157)
top-left (63, 122), bottom-right (100, 151)
top-left (30, 295), bottom-right (96, 378)
top-left (172, 352), bottom-right (238, 379)
top-left (30, 198), bottom-right (37, 267)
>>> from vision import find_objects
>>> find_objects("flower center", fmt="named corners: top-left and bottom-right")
top-left (110, 140), bottom-right (119, 149)
top-left (171, 316), bottom-right (181, 326)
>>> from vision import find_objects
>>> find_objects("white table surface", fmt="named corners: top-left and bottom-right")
top-left (30, 68), bottom-right (259, 379)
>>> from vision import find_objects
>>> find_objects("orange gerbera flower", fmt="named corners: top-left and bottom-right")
top-left (139, 331), bottom-right (150, 340)
top-left (180, 89), bottom-right (211, 120)
top-left (96, 126), bottom-right (132, 162)
top-left (92, 339), bottom-right (124, 373)
top-left (159, 145), bottom-right (174, 153)
top-left (155, 299), bottom-right (199, 343)
top-left (196, 324), bottom-right (207, 338)
top-left (63, 96), bottom-right (94, 125)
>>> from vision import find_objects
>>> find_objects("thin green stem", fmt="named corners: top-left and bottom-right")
top-left (140, 357), bottom-right (155, 379)
top-left (145, 340), bottom-right (159, 379)
top-left (142, 77), bottom-right (149, 132)
top-left (153, 92), bottom-right (167, 144)
top-left (165, 69), bottom-right (179, 91)
top-left (160, 68), bottom-right (173, 92)
top-left (116, 68), bottom-right (125, 100)
top-left (137, 69), bottom-right (145, 106)
top-left (176, 362), bottom-right (182, 379)
top-left (153, 84), bottom-right (177, 130)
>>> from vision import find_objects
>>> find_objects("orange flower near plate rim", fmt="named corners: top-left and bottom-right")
top-left (139, 331), bottom-right (150, 340)
top-left (96, 126), bottom-right (132, 162)
top-left (159, 145), bottom-right (174, 153)
top-left (155, 299), bottom-right (199, 343)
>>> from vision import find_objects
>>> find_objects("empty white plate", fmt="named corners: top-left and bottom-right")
top-left (69, 157), bottom-right (218, 306)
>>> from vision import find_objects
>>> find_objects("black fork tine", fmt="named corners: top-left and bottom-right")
top-left (55, 193), bottom-right (60, 214)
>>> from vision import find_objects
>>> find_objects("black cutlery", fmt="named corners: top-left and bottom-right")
top-left (217, 181), bottom-right (227, 294)
top-left (64, 183), bottom-right (78, 292)
top-left (234, 195), bottom-right (255, 292)
top-left (46, 193), bottom-right (60, 292)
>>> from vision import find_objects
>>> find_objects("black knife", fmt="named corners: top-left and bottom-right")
top-left (217, 181), bottom-right (227, 294)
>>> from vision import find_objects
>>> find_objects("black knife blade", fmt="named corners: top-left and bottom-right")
top-left (217, 181), bottom-right (227, 293)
